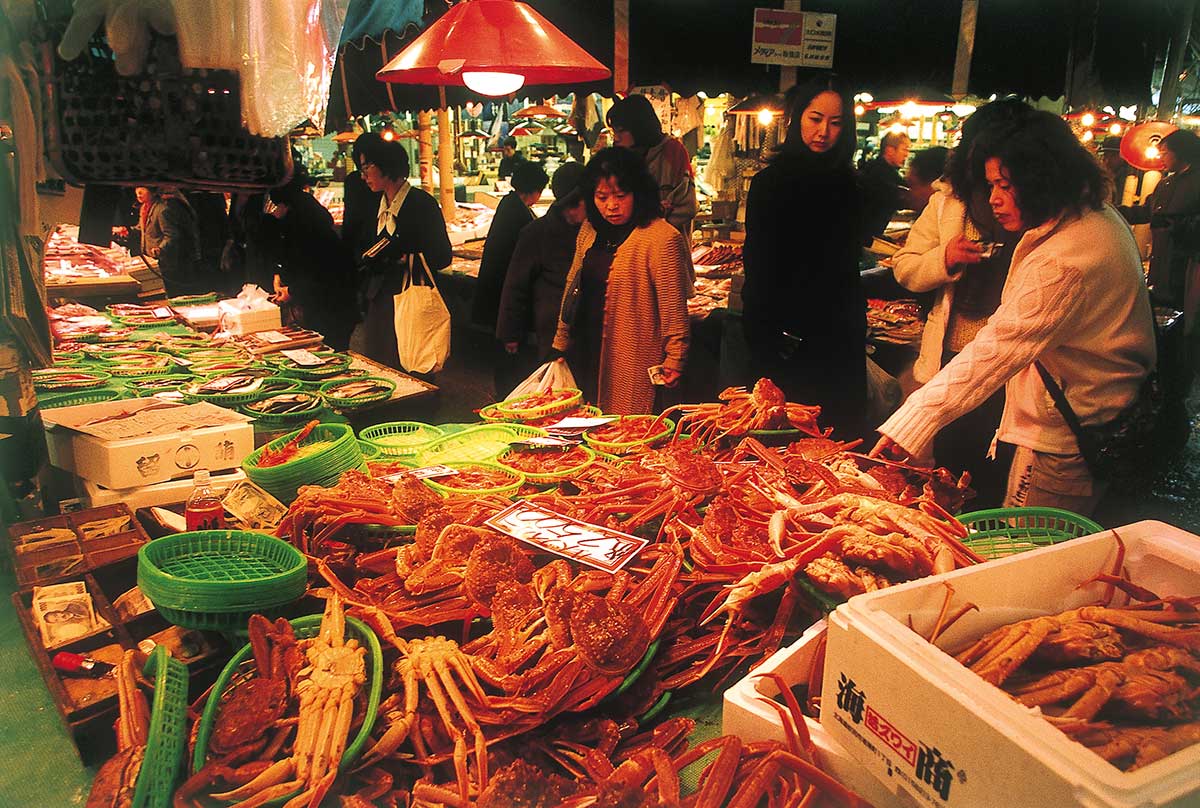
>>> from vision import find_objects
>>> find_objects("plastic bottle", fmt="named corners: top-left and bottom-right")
top-left (185, 469), bottom-right (226, 531)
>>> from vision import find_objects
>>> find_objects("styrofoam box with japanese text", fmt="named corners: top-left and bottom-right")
top-left (83, 468), bottom-right (245, 510)
top-left (821, 521), bottom-right (1200, 808)
top-left (216, 299), bottom-right (281, 335)
top-left (44, 410), bottom-right (253, 490)
top-left (723, 620), bottom-right (912, 808)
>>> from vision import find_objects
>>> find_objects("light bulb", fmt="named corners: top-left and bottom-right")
top-left (1146, 144), bottom-right (1160, 160)
top-left (1109, 123), bottom-right (1122, 135)
top-left (462, 71), bottom-right (525, 97)
top-left (854, 104), bottom-right (866, 117)
top-left (1081, 130), bottom-right (1094, 142)
top-left (1081, 112), bottom-right (1096, 127)
top-left (757, 109), bottom-right (775, 126)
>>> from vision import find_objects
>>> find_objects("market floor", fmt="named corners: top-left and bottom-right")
top-left (4, 328), bottom-right (1200, 804)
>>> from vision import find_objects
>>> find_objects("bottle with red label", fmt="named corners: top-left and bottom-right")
top-left (185, 469), bottom-right (226, 531)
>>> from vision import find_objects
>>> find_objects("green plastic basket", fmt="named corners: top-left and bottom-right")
top-left (168, 292), bottom-right (218, 307)
top-left (38, 388), bottom-right (123, 409)
top-left (358, 440), bottom-right (383, 460)
top-left (416, 424), bottom-right (548, 465)
top-left (240, 392), bottom-right (324, 426)
top-left (496, 444), bottom-right (596, 484)
top-left (583, 416), bottom-right (674, 455)
top-left (123, 374), bottom-right (195, 397)
top-left (243, 423), bottom-right (364, 502)
top-left (274, 352), bottom-right (352, 380)
top-left (424, 461), bottom-right (525, 497)
top-left (192, 612), bottom-right (383, 793)
top-left (32, 368), bottom-right (113, 391)
top-left (180, 373), bottom-right (281, 406)
top-left (495, 387), bottom-right (584, 420)
top-left (131, 645), bottom-right (189, 808)
top-left (319, 376), bottom-right (396, 410)
top-left (137, 531), bottom-right (308, 614)
top-left (358, 422), bottom-right (445, 459)
top-left (957, 507), bottom-right (1104, 560)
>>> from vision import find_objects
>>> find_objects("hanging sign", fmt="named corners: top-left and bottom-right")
top-left (485, 501), bottom-right (648, 573)
top-left (751, 8), bottom-right (836, 69)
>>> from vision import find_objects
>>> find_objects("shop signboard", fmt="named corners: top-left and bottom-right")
top-left (751, 8), bottom-right (836, 69)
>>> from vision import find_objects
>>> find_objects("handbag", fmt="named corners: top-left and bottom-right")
top-left (1034, 361), bottom-right (1164, 482)
top-left (393, 253), bottom-right (451, 374)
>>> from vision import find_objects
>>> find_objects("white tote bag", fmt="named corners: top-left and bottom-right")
top-left (393, 253), bottom-right (451, 374)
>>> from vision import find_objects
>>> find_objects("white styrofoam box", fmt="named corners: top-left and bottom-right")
top-left (821, 521), bottom-right (1200, 808)
top-left (82, 468), bottom-right (245, 510)
top-left (44, 407), bottom-right (254, 490)
top-left (217, 299), bottom-right (281, 335)
top-left (724, 620), bottom-right (911, 808)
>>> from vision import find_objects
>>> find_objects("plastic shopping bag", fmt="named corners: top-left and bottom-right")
top-left (505, 359), bottom-right (577, 401)
top-left (393, 254), bottom-right (451, 374)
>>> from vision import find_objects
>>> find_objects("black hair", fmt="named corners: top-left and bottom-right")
top-left (946, 97), bottom-right (1036, 201)
top-left (776, 73), bottom-right (856, 165)
top-left (908, 147), bottom-right (950, 184)
top-left (1161, 129), bottom-right (1200, 166)
top-left (502, 136), bottom-right (518, 149)
top-left (351, 132), bottom-right (383, 169)
top-left (606, 95), bottom-right (665, 149)
top-left (581, 147), bottom-right (661, 229)
top-left (550, 161), bottom-right (586, 200)
top-left (268, 176), bottom-right (307, 207)
top-left (357, 138), bottom-right (409, 181)
top-left (511, 161), bottom-right (549, 195)
top-left (973, 109), bottom-right (1109, 227)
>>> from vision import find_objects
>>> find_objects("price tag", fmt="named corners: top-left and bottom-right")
top-left (173, 356), bottom-right (193, 367)
top-left (544, 415), bottom-right (618, 435)
top-left (485, 501), bottom-right (648, 573)
top-left (152, 307), bottom-right (173, 319)
top-left (281, 349), bottom-right (325, 367)
top-left (380, 464), bottom-right (459, 483)
top-left (509, 436), bottom-right (580, 451)
top-left (257, 330), bottom-right (290, 344)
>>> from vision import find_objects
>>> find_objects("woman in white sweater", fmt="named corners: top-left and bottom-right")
top-left (874, 111), bottom-right (1155, 516)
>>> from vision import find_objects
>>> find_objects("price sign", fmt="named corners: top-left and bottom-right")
top-left (509, 436), bottom-right (580, 451)
top-left (281, 349), bottom-right (325, 367)
top-left (152, 307), bottom-right (173, 319)
top-left (485, 501), bottom-right (648, 573)
top-left (543, 415), bottom-right (618, 435)
top-left (257, 330), bottom-right (290, 344)
top-left (380, 464), bottom-right (459, 483)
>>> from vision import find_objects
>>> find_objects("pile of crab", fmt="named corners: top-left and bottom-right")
top-left (109, 379), bottom-right (988, 806)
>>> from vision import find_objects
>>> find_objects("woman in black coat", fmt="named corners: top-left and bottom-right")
top-left (741, 74), bottom-right (867, 439)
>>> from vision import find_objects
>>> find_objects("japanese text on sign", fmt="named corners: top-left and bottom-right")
top-left (751, 8), bottom-right (836, 68)
top-left (485, 501), bottom-right (648, 573)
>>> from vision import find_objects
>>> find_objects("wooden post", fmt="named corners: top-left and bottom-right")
top-left (437, 86), bottom-right (456, 223)
top-left (614, 0), bottom-right (629, 94)
top-left (417, 110), bottom-right (434, 190)
top-left (951, 0), bottom-right (978, 100)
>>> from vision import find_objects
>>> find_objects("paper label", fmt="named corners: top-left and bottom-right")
top-left (381, 464), bottom-right (459, 482)
top-left (543, 416), bottom-right (618, 434)
top-left (152, 307), bottom-right (173, 318)
top-left (281, 349), bottom-right (325, 367)
top-left (257, 330), bottom-right (290, 344)
top-left (510, 436), bottom-right (580, 450)
top-left (485, 501), bottom-right (648, 573)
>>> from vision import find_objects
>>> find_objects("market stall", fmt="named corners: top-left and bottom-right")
top-left (43, 226), bottom-right (165, 301)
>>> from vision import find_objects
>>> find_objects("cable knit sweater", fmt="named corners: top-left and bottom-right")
top-left (553, 219), bottom-right (691, 414)
top-left (879, 205), bottom-right (1155, 460)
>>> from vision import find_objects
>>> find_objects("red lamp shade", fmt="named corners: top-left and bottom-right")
top-left (513, 104), bottom-right (567, 119)
top-left (1121, 120), bottom-right (1178, 171)
top-left (376, 0), bottom-right (610, 90)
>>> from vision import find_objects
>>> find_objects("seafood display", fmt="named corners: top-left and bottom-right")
top-left (584, 414), bottom-right (671, 447)
top-left (660, 378), bottom-right (826, 442)
top-left (85, 651), bottom-right (148, 808)
top-left (32, 368), bottom-right (112, 391)
top-left (497, 444), bottom-right (593, 475)
top-left (243, 392), bottom-right (321, 416)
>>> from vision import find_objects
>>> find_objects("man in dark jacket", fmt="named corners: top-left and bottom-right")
top-left (495, 162), bottom-right (588, 383)
top-left (859, 130), bottom-right (911, 244)
top-left (142, 186), bottom-right (201, 296)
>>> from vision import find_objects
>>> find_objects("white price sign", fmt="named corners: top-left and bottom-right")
top-left (486, 501), bottom-right (648, 573)
top-left (751, 8), bottom-right (836, 68)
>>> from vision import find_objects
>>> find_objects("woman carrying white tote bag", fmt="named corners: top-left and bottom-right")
top-left (393, 253), bottom-right (451, 374)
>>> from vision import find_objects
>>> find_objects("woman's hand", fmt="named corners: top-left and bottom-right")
top-left (945, 235), bottom-right (985, 268)
top-left (659, 367), bottom-right (682, 388)
top-left (869, 434), bottom-right (913, 461)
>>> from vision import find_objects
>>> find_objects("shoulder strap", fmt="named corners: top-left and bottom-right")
top-left (1034, 360), bottom-right (1088, 445)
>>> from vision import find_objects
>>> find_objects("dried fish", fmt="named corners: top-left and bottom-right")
top-left (246, 393), bottom-right (318, 415)
top-left (193, 375), bottom-right (263, 395)
top-left (329, 380), bottom-right (390, 399)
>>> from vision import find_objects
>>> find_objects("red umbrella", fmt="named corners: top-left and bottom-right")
top-left (1121, 120), bottom-right (1178, 171)
top-left (513, 104), bottom-right (567, 119)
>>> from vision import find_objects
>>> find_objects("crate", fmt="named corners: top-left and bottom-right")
top-left (11, 554), bottom-right (227, 764)
top-left (216, 301), bottom-right (282, 336)
top-left (6, 503), bottom-right (150, 588)
top-left (821, 521), bottom-right (1200, 808)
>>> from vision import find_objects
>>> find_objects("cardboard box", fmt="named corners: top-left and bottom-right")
top-left (83, 468), bottom-right (246, 510)
top-left (821, 521), bottom-right (1200, 808)
top-left (217, 299), bottom-right (281, 335)
top-left (723, 620), bottom-right (908, 808)
top-left (42, 399), bottom-right (253, 490)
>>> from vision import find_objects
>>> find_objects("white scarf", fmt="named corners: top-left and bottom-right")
top-left (376, 180), bottom-right (411, 236)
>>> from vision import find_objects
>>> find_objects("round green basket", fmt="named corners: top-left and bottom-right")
top-left (319, 376), bottom-right (396, 410)
top-left (359, 422), bottom-right (445, 459)
top-left (424, 461), bottom-right (525, 497)
top-left (52, 350), bottom-right (83, 363)
top-left (957, 507), bottom-right (1104, 560)
top-left (240, 391), bottom-right (324, 426)
top-left (274, 353), bottom-right (352, 380)
top-left (168, 292), bottom-right (218, 307)
top-left (192, 612), bottom-right (383, 792)
top-left (124, 374), bottom-right (195, 397)
top-left (180, 373), bottom-right (283, 406)
top-left (32, 368), bottom-right (113, 392)
top-left (243, 423), bottom-right (364, 503)
top-left (358, 440), bottom-right (383, 460)
top-left (416, 424), bottom-right (548, 465)
top-left (106, 358), bottom-right (178, 377)
top-left (496, 444), bottom-right (596, 484)
top-left (477, 402), bottom-right (516, 422)
top-left (39, 388), bottom-right (123, 409)
top-left (583, 416), bottom-right (674, 456)
top-left (495, 387), bottom-right (584, 421)
top-left (138, 531), bottom-right (308, 617)
top-left (132, 645), bottom-right (189, 808)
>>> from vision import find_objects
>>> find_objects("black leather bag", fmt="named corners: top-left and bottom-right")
top-left (1035, 362), bottom-right (1165, 482)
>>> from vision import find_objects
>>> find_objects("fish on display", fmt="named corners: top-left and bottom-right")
top-left (330, 380), bottom-right (390, 399)
top-left (246, 394), bottom-right (317, 415)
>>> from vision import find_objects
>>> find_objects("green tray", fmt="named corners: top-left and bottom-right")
top-left (192, 612), bottom-right (383, 797)
top-left (583, 416), bottom-right (674, 455)
top-left (358, 421), bottom-right (445, 458)
top-left (38, 388), bottom-right (123, 409)
top-left (319, 376), bottom-right (396, 410)
top-left (957, 507), bottom-right (1104, 560)
top-left (132, 645), bottom-right (189, 808)
top-left (424, 461), bottom-right (525, 497)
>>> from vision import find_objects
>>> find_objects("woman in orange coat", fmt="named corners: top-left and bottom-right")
top-left (553, 148), bottom-right (692, 414)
